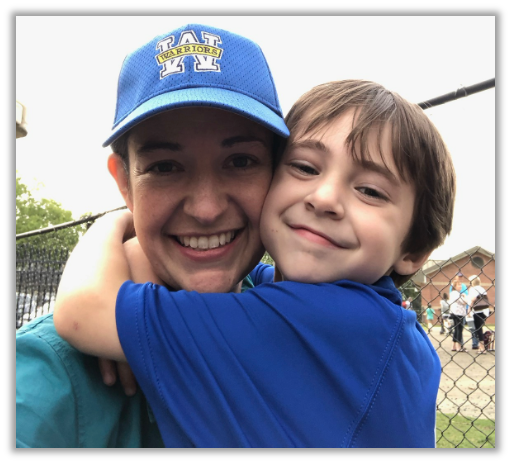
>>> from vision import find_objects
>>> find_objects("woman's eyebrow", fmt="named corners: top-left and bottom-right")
top-left (221, 135), bottom-right (271, 149)
top-left (136, 141), bottom-right (182, 156)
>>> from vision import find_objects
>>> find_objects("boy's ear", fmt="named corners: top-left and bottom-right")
top-left (393, 250), bottom-right (431, 277)
top-left (108, 153), bottom-right (133, 212)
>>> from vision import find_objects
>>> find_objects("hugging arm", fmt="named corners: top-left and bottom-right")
top-left (98, 236), bottom-right (166, 393)
top-left (54, 211), bottom-right (134, 361)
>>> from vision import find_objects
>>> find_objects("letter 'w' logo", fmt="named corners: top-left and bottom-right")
top-left (155, 30), bottom-right (223, 78)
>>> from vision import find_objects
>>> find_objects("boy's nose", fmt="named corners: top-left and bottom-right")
top-left (304, 181), bottom-right (344, 219)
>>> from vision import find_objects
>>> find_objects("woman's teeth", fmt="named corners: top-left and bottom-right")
top-left (177, 231), bottom-right (237, 250)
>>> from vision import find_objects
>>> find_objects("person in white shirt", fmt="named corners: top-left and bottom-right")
top-left (468, 275), bottom-right (490, 354)
top-left (448, 281), bottom-right (468, 352)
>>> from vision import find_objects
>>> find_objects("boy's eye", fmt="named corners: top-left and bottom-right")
top-left (290, 162), bottom-right (318, 176)
top-left (357, 186), bottom-right (387, 201)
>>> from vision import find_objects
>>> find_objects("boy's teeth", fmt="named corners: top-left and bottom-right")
top-left (178, 231), bottom-right (236, 250)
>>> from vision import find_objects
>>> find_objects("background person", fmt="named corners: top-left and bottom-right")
top-left (468, 275), bottom-right (490, 354)
top-left (439, 292), bottom-right (450, 335)
top-left (449, 280), bottom-right (469, 352)
top-left (16, 23), bottom-right (289, 448)
top-left (449, 274), bottom-right (468, 347)
top-left (426, 303), bottom-right (435, 332)
top-left (465, 308), bottom-right (479, 350)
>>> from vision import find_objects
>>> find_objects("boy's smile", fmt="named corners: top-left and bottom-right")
top-left (260, 109), bottom-right (421, 285)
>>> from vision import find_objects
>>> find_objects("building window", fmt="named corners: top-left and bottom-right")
top-left (471, 256), bottom-right (485, 269)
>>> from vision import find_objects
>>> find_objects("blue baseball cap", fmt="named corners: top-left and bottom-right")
top-left (103, 24), bottom-right (290, 147)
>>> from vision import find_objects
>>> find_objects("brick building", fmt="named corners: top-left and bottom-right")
top-left (411, 246), bottom-right (495, 326)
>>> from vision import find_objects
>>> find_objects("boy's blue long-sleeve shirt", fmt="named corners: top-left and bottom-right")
top-left (116, 267), bottom-right (441, 448)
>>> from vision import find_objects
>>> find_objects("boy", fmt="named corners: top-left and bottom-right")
top-left (55, 80), bottom-right (456, 447)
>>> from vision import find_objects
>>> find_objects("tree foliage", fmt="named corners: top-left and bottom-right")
top-left (399, 279), bottom-right (423, 319)
top-left (16, 176), bottom-right (89, 250)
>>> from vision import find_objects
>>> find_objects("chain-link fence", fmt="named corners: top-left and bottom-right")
top-left (405, 246), bottom-right (496, 448)
top-left (16, 242), bottom-right (69, 329)
top-left (16, 221), bottom-right (496, 447)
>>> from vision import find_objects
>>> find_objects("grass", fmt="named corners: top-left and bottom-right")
top-left (436, 412), bottom-right (495, 448)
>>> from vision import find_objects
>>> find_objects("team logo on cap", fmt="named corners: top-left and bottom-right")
top-left (155, 30), bottom-right (223, 78)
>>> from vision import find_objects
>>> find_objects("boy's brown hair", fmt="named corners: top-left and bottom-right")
top-left (284, 80), bottom-right (456, 287)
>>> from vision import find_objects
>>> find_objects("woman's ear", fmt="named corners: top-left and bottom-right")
top-left (393, 251), bottom-right (431, 277)
top-left (108, 154), bottom-right (133, 212)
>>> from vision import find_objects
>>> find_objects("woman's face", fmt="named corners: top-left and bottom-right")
top-left (113, 107), bottom-right (274, 293)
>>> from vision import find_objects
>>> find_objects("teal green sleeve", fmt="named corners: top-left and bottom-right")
top-left (16, 315), bottom-right (163, 448)
top-left (16, 319), bottom-right (82, 447)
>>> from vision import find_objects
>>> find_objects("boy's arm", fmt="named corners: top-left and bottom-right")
top-left (54, 211), bottom-right (134, 361)
top-left (98, 236), bottom-right (165, 393)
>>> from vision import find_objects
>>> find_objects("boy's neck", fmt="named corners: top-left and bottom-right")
top-left (274, 266), bottom-right (284, 282)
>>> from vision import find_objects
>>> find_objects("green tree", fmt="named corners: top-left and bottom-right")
top-left (399, 279), bottom-right (423, 321)
top-left (16, 176), bottom-right (89, 250)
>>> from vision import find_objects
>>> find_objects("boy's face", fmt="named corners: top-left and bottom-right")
top-left (260, 109), bottom-right (423, 285)
top-left (111, 107), bottom-right (274, 293)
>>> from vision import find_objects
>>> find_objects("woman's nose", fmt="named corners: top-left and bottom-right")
top-left (182, 175), bottom-right (229, 225)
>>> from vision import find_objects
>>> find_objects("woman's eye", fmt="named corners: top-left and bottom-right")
top-left (357, 187), bottom-right (387, 200)
top-left (226, 155), bottom-right (256, 169)
top-left (147, 162), bottom-right (180, 173)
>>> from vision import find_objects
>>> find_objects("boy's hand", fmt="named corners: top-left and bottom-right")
top-left (109, 209), bottom-right (136, 242)
top-left (99, 358), bottom-right (137, 396)
top-left (124, 237), bottom-right (165, 286)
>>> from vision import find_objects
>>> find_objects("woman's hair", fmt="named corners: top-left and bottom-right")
top-left (111, 132), bottom-right (130, 174)
top-left (283, 80), bottom-right (456, 287)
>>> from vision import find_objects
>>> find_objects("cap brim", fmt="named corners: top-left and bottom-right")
top-left (103, 87), bottom-right (289, 147)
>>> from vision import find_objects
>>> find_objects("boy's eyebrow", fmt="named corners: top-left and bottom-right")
top-left (357, 159), bottom-right (400, 184)
top-left (289, 139), bottom-right (328, 152)
top-left (291, 139), bottom-right (400, 184)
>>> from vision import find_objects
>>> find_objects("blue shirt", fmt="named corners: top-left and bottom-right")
top-left (117, 269), bottom-right (441, 448)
